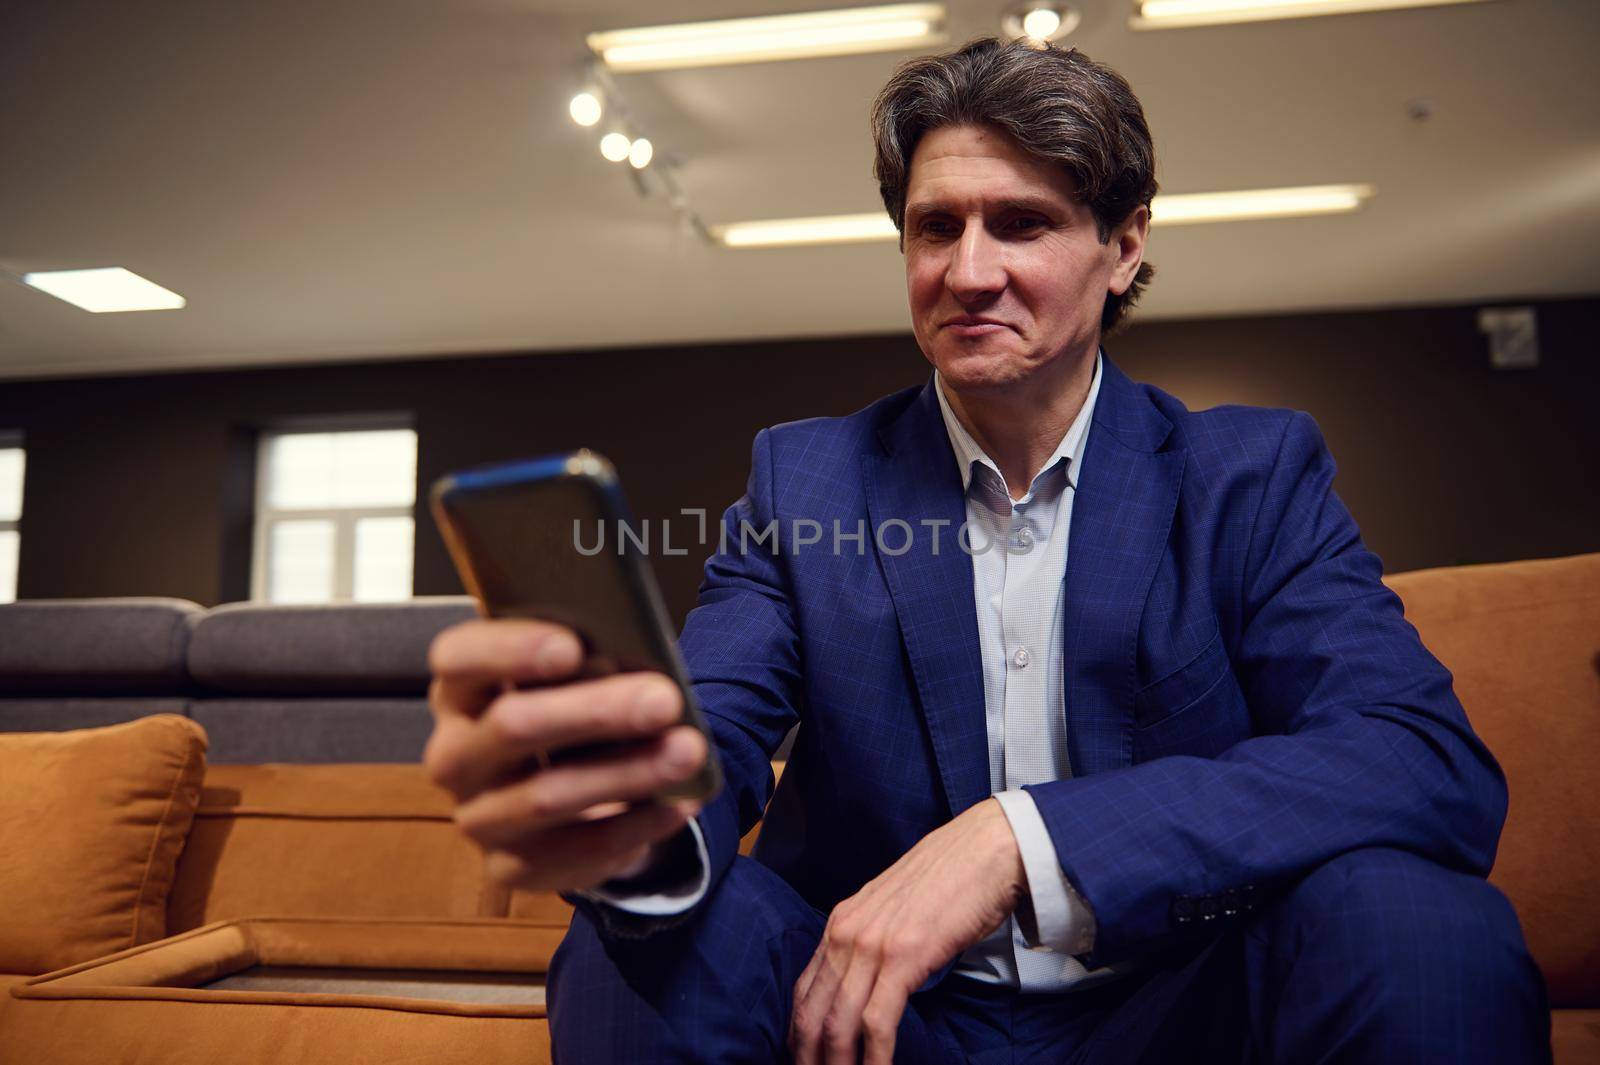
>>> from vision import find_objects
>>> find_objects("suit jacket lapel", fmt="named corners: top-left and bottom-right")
top-left (1062, 356), bottom-right (1186, 777)
top-left (864, 381), bottom-right (990, 818)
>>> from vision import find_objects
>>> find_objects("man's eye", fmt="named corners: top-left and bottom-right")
top-left (1008, 216), bottom-right (1047, 233)
top-left (921, 220), bottom-right (956, 237)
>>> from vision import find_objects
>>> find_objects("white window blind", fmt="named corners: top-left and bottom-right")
top-left (0, 440), bottom-right (23, 604)
top-left (253, 427), bottom-right (417, 603)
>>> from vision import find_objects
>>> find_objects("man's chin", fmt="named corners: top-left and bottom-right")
top-left (933, 346), bottom-right (1034, 393)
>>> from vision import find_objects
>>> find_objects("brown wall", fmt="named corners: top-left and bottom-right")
top-left (1, 295), bottom-right (1595, 626)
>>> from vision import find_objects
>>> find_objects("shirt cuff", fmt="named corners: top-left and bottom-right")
top-left (993, 789), bottom-right (1096, 956)
top-left (578, 817), bottom-right (711, 917)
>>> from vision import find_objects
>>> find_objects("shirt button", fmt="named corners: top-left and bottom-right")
top-left (1012, 647), bottom-right (1031, 668)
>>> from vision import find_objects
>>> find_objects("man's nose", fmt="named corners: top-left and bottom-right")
top-left (946, 226), bottom-right (1006, 302)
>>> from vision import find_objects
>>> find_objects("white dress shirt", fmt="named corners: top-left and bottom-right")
top-left (934, 353), bottom-right (1111, 992)
top-left (589, 353), bottom-right (1119, 994)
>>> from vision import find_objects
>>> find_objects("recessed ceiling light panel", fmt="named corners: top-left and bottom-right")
top-left (588, 4), bottom-right (947, 72)
top-left (22, 267), bottom-right (186, 313)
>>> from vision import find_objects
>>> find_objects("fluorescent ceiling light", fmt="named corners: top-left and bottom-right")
top-left (712, 214), bottom-right (901, 248)
top-left (588, 4), bottom-right (946, 72)
top-left (712, 184), bottom-right (1374, 247)
top-left (22, 267), bottom-right (186, 312)
top-left (1153, 184), bottom-right (1375, 224)
top-left (1131, 0), bottom-right (1493, 30)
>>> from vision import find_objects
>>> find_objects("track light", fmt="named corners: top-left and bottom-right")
top-left (627, 138), bottom-right (654, 169)
top-left (599, 132), bottom-right (631, 162)
top-left (569, 92), bottom-right (602, 127)
top-left (1002, 3), bottom-right (1079, 42)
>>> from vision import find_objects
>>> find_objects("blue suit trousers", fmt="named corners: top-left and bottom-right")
top-left (548, 848), bottom-right (1550, 1064)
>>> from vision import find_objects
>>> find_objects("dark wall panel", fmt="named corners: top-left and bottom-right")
top-left (1, 295), bottom-right (1595, 625)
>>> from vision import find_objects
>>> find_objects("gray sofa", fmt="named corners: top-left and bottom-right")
top-left (0, 597), bottom-right (479, 762)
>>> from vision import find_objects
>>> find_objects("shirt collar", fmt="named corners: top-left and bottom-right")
top-left (934, 349), bottom-right (1103, 499)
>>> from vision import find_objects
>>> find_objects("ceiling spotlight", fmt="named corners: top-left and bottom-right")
top-left (1002, 2), bottom-right (1079, 41)
top-left (1023, 7), bottom-right (1061, 36)
top-left (628, 138), bottom-right (654, 169)
top-left (569, 92), bottom-right (602, 127)
top-left (599, 132), bottom-right (632, 162)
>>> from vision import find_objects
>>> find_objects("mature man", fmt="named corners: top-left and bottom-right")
top-left (425, 39), bottom-right (1550, 1064)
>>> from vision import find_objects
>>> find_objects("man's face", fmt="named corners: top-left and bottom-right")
top-left (902, 123), bottom-right (1146, 395)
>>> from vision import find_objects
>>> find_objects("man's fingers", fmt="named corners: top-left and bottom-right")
top-left (860, 969), bottom-right (914, 1065)
top-left (425, 671), bottom-right (685, 800)
top-left (427, 619), bottom-right (583, 717)
top-left (791, 932), bottom-right (854, 1065)
top-left (482, 673), bottom-right (683, 752)
top-left (818, 938), bottom-right (884, 1065)
top-left (481, 801), bottom-right (692, 892)
top-left (454, 726), bottom-right (707, 845)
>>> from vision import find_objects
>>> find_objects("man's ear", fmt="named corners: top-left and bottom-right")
top-left (1108, 204), bottom-right (1150, 297)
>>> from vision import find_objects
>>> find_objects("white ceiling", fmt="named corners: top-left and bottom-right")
top-left (1, 0), bottom-right (1596, 380)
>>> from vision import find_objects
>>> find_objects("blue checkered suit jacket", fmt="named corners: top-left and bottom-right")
top-left (637, 353), bottom-right (1505, 976)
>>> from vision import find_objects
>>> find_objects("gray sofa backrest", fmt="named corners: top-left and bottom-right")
top-left (0, 598), bottom-right (200, 733)
top-left (0, 597), bottom-right (478, 763)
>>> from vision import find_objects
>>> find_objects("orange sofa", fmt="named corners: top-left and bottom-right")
top-left (2, 552), bottom-right (1596, 1062)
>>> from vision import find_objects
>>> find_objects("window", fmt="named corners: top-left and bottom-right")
top-left (0, 433), bottom-right (22, 603)
top-left (252, 425), bottom-right (417, 603)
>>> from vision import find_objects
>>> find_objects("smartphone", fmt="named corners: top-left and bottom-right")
top-left (429, 449), bottom-right (722, 803)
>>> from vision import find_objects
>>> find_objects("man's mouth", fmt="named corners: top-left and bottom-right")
top-left (942, 315), bottom-right (1012, 337)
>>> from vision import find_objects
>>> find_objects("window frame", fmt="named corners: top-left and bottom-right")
top-left (0, 430), bottom-right (22, 604)
top-left (249, 416), bottom-right (417, 604)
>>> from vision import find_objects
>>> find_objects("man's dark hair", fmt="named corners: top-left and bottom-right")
top-left (871, 38), bottom-right (1158, 335)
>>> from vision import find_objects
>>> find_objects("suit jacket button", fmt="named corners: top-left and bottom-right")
top-left (1198, 896), bottom-right (1220, 921)
top-left (1171, 897), bottom-right (1195, 925)
top-left (1220, 888), bottom-right (1240, 917)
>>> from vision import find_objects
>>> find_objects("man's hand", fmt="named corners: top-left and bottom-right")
top-left (423, 617), bottom-right (709, 892)
top-left (788, 798), bottom-right (1025, 1065)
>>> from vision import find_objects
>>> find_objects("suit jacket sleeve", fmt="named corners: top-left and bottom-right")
top-left (1024, 411), bottom-right (1508, 970)
top-left (567, 427), bottom-right (803, 940)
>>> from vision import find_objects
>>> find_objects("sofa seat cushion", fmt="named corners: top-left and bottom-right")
top-left (6, 917), bottom-right (556, 1065)
top-left (168, 764), bottom-right (497, 932)
top-left (0, 715), bottom-right (207, 973)
top-left (1386, 552), bottom-right (1600, 1007)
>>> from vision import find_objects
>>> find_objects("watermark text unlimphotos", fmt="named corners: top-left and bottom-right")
top-left (573, 512), bottom-right (1037, 558)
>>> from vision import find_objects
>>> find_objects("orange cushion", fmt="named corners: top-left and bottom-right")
top-left (0, 714), bottom-right (207, 973)
top-left (168, 764), bottom-right (496, 932)
top-left (1386, 553), bottom-right (1600, 1007)
top-left (1552, 1009), bottom-right (1600, 1065)
top-left (7, 917), bottom-right (552, 1065)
